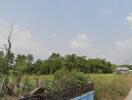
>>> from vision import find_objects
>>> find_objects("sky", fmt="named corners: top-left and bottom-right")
top-left (0, 0), bottom-right (132, 64)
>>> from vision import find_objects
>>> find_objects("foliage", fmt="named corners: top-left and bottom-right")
top-left (89, 74), bottom-right (132, 100)
top-left (118, 64), bottom-right (132, 70)
top-left (15, 54), bottom-right (28, 73)
top-left (0, 51), bottom-right (10, 75)
top-left (32, 53), bottom-right (114, 75)
top-left (15, 74), bottom-right (132, 100)
top-left (0, 50), bottom-right (119, 98)
top-left (0, 52), bottom-right (115, 76)
top-left (15, 54), bottom-right (34, 74)
top-left (42, 69), bottom-right (88, 93)
top-left (54, 69), bottom-right (88, 91)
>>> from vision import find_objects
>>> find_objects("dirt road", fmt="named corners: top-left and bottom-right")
top-left (125, 89), bottom-right (132, 100)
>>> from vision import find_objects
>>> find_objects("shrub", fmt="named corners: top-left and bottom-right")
top-left (53, 69), bottom-right (88, 91)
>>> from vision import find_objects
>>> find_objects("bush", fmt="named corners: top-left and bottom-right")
top-left (97, 69), bottom-right (103, 74)
top-left (71, 70), bottom-right (88, 85)
top-left (53, 69), bottom-right (88, 91)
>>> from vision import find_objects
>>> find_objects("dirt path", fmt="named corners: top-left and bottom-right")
top-left (125, 88), bottom-right (132, 100)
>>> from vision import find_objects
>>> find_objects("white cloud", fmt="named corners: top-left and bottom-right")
top-left (115, 38), bottom-right (132, 52)
top-left (0, 20), bottom-right (50, 59)
top-left (67, 14), bottom-right (132, 64)
top-left (106, 37), bottom-right (132, 64)
top-left (101, 14), bottom-right (132, 64)
top-left (109, 14), bottom-right (132, 63)
top-left (126, 13), bottom-right (132, 30)
top-left (69, 33), bottom-right (102, 58)
top-left (69, 33), bottom-right (132, 64)
top-left (114, 38), bottom-right (132, 59)
top-left (70, 33), bottom-right (91, 49)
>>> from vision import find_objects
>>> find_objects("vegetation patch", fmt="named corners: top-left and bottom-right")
top-left (15, 74), bottom-right (132, 100)
top-left (89, 74), bottom-right (132, 100)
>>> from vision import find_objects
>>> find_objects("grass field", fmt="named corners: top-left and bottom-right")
top-left (89, 74), bottom-right (132, 100)
top-left (9, 74), bottom-right (132, 100)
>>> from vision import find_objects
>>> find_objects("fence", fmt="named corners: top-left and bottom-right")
top-left (71, 91), bottom-right (94, 100)
top-left (18, 82), bottom-right (94, 100)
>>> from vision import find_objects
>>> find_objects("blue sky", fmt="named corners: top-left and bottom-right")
top-left (0, 0), bottom-right (132, 64)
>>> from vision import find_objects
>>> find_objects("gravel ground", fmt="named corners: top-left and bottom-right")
top-left (125, 88), bottom-right (132, 100)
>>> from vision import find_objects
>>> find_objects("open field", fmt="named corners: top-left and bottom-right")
top-left (89, 74), bottom-right (132, 100)
top-left (8, 74), bottom-right (132, 100)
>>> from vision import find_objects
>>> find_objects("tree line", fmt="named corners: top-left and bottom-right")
top-left (0, 52), bottom-right (115, 75)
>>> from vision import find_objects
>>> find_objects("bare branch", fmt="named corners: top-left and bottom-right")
top-left (6, 25), bottom-right (13, 66)
top-left (8, 25), bottom-right (13, 53)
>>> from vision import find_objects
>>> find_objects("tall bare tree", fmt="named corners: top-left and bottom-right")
top-left (6, 25), bottom-right (12, 67)
top-left (0, 25), bottom-right (14, 95)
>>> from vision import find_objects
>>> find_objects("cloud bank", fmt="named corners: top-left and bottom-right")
top-left (69, 33), bottom-right (102, 58)
top-left (70, 33), bottom-right (90, 49)
top-left (1, 14), bottom-right (132, 64)
top-left (0, 20), bottom-right (49, 59)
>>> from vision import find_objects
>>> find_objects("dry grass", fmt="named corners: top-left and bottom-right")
top-left (89, 74), bottom-right (132, 100)
top-left (8, 74), bottom-right (132, 100)
top-left (1, 96), bottom-right (17, 100)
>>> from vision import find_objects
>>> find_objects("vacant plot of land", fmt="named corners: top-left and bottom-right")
top-left (89, 74), bottom-right (132, 100)
top-left (9, 74), bottom-right (132, 100)
top-left (23, 74), bottom-right (132, 100)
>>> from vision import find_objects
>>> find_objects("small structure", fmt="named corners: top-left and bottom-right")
top-left (129, 70), bottom-right (132, 74)
top-left (115, 67), bottom-right (129, 74)
top-left (29, 87), bottom-right (45, 96)
top-left (18, 82), bottom-right (94, 100)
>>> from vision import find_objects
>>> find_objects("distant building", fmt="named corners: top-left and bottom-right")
top-left (129, 70), bottom-right (132, 74)
top-left (115, 67), bottom-right (129, 74)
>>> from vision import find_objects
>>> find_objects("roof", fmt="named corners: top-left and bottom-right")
top-left (115, 67), bottom-right (129, 71)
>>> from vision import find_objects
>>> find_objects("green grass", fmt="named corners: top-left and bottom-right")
top-left (89, 74), bottom-right (132, 100)
top-left (24, 74), bottom-right (132, 100)
top-left (9, 74), bottom-right (132, 100)
top-left (23, 74), bottom-right (132, 100)
top-left (21, 75), bottom-right (54, 87)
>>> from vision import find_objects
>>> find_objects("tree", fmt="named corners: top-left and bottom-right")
top-left (0, 26), bottom-right (14, 96)
top-left (27, 54), bottom-right (34, 74)
top-left (64, 54), bottom-right (77, 71)
top-left (33, 59), bottom-right (43, 74)
top-left (48, 53), bottom-right (63, 74)
top-left (0, 51), bottom-right (6, 75)
top-left (15, 54), bottom-right (28, 73)
top-left (49, 53), bottom-right (60, 59)
top-left (76, 56), bottom-right (88, 72)
top-left (87, 58), bottom-right (113, 73)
